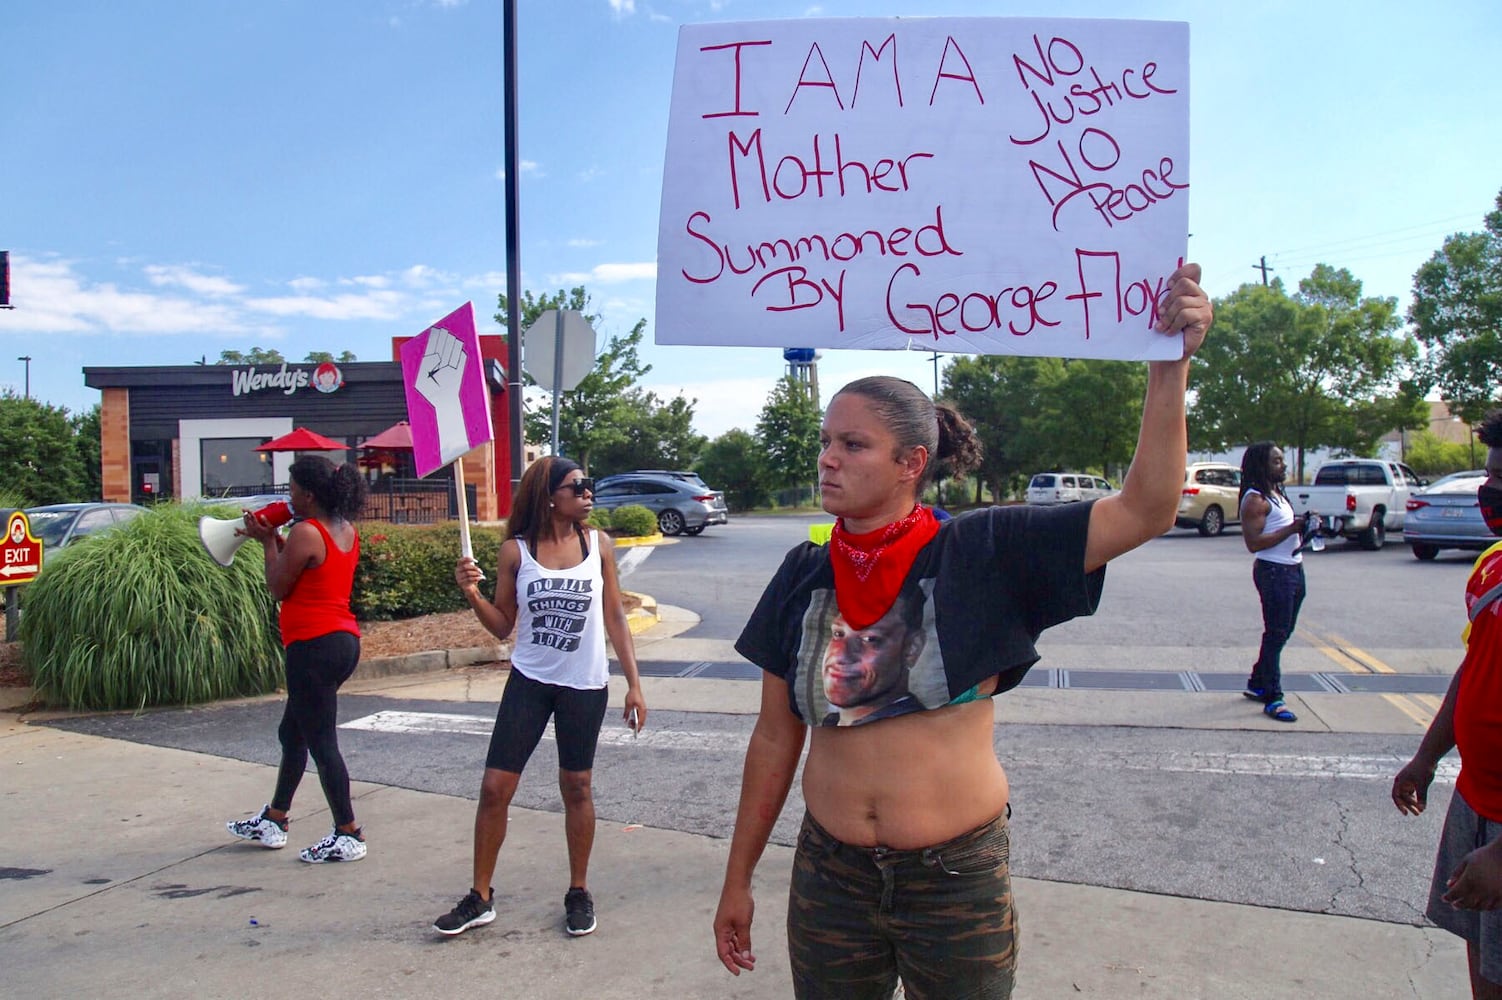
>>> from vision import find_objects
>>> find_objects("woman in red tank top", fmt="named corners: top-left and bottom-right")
top-left (225, 456), bottom-right (370, 865)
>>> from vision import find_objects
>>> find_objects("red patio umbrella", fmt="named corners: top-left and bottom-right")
top-left (255, 427), bottom-right (348, 452)
top-left (356, 421), bottom-right (413, 451)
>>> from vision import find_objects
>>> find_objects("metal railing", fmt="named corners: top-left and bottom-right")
top-left (208, 479), bottom-right (476, 524)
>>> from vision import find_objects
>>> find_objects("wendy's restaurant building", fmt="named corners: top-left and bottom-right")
top-left (84, 339), bottom-right (517, 523)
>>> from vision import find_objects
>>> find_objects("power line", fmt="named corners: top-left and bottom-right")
top-left (1272, 233), bottom-right (1456, 271)
top-left (1263, 212), bottom-right (1477, 259)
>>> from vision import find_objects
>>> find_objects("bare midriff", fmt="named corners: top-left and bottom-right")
top-left (802, 697), bottom-right (1007, 850)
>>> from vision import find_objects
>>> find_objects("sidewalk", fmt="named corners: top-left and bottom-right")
top-left (0, 607), bottom-right (1471, 999)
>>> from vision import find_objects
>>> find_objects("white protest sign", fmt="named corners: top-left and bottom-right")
top-left (655, 18), bottom-right (1190, 361)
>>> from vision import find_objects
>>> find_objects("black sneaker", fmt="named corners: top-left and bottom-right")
top-left (564, 886), bottom-right (596, 936)
top-left (433, 888), bottom-right (496, 936)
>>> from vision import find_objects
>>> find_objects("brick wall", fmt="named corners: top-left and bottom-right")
top-left (100, 388), bottom-right (131, 502)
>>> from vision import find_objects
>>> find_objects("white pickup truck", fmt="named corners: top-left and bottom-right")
top-left (1288, 459), bottom-right (1427, 551)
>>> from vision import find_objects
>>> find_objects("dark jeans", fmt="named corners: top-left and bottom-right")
top-left (1248, 560), bottom-right (1305, 703)
top-left (271, 631), bottom-right (361, 826)
top-left (787, 811), bottom-right (1017, 1000)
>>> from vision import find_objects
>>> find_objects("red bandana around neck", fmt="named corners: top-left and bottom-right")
top-left (828, 504), bottom-right (941, 629)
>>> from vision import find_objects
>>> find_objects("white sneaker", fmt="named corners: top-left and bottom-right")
top-left (226, 806), bottom-right (288, 849)
top-left (299, 828), bottom-right (367, 864)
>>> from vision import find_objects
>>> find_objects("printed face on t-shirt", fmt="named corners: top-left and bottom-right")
top-left (822, 598), bottom-right (924, 712)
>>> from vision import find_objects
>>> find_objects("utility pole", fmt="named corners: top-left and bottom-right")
top-left (931, 350), bottom-right (944, 506)
top-left (1253, 255), bottom-right (1274, 286)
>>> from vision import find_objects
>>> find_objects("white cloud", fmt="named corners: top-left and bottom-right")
top-left (567, 238), bottom-right (603, 248)
top-left (643, 376), bottom-right (771, 438)
top-left (242, 291), bottom-right (407, 322)
top-left (608, 0), bottom-right (637, 15)
top-left (143, 264), bottom-right (244, 297)
top-left (0, 253), bottom-right (509, 347)
top-left (0, 256), bottom-right (255, 335)
top-left (494, 160), bottom-right (543, 181)
top-left (399, 264), bottom-right (449, 288)
top-left (552, 262), bottom-right (657, 285)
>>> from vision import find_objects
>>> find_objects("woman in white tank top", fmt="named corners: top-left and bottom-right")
top-left (1238, 443), bottom-right (1312, 723)
top-left (435, 457), bottom-right (647, 940)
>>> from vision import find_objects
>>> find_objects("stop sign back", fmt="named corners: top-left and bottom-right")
top-left (2, 511), bottom-right (43, 587)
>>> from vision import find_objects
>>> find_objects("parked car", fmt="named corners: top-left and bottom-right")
top-left (24, 502), bottom-right (149, 551)
top-left (199, 493), bottom-right (292, 514)
top-left (1175, 462), bottom-right (1242, 536)
top-left (1025, 473), bottom-right (1115, 505)
top-left (590, 474), bottom-right (729, 536)
top-left (596, 469), bottom-right (710, 490)
top-left (1403, 471), bottom-right (1490, 561)
top-left (1288, 459), bottom-right (1426, 551)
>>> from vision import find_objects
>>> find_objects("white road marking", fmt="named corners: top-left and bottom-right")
top-left (615, 546), bottom-right (651, 579)
top-left (340, 711), bottom-right (1457, 783)
top-left (340, 710), bottom-right (732, 751)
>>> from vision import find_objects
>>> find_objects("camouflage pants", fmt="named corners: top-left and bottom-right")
top-left (787, 811), bottom-right (1017, 1000)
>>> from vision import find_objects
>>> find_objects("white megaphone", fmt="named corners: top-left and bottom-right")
top-left (199, 500), bottom-right (294, 567)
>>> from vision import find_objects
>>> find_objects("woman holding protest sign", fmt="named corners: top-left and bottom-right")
top-left (713, 264), bottom-right (1213, 999)
top-left (433, 456), bottom-right (648, 940)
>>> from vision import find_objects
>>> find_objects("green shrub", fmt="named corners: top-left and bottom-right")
top-left (20, 503), bottom-right (284, 711)
top-left (353, 521), bottom-right (506, 620)
top-left (609, 504), bottom-right (658, 537)
top-left (586, 507), bottom-right (613, 532)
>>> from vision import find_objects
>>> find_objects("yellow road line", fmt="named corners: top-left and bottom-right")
top-left (1298, 626), bottom-right (1374, 674)
top-left (1316, 629), bottom-right (1397, 674)
top-left (1300, 626), bottom-right (1432, 725)
top-left (1382, 694), bottom-right (1436, 728)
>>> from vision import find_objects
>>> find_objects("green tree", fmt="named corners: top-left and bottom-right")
top-left (1031, 360), bottom-right (1146, 478)
top-left (591, 391), bottom-right (707, 474)
top-left (1189, 266), bottom-right (1418, 482)
top-left (497, 286), bottom-right (653, 473)
top-left (215, 348), bottom-right (287, 365)
top-left (698, 428), bottom-right (772, 511)
top-left (0, 392), bottom-right (88, 503)
top-left (943, 355), bottom-right (1063, 501)
top-left (1401, 428), bottom-right (1475, 478)
top-left (71, 404), bottom-right (103, 501)
top-left (1409, 189), bottom-right (1502, 423)
top-left (303, 350), bottom-right (358, 363)
top-left (756, 375), bottom-right (821, 496)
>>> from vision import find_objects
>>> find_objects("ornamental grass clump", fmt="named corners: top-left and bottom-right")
top-left (20, 503), bottom-right (283, 711)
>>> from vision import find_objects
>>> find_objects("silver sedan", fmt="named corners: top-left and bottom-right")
top-left (1402, 471), bottom-right (1490, 560)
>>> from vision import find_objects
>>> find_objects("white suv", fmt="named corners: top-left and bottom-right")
top-left (1026, 473), bottom-right (1115, 505)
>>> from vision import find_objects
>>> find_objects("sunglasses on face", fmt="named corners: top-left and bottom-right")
top-left (559, 478), bottom-right (594, 497)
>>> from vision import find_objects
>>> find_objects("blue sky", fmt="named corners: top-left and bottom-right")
top-left (4, 0), bottom-right (1500, 439)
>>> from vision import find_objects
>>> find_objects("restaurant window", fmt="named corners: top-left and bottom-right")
top-left (201, 438), bottom-right (272, 495)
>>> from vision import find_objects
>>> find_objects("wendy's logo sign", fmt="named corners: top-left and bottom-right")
top-left (313, 362), bottom-right (344, 394)
top-left (230, 361), bottom-right (344, 397)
